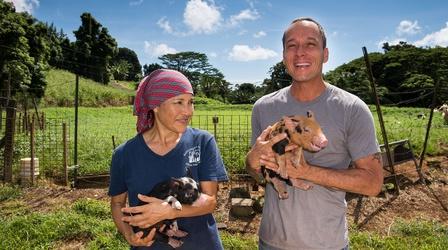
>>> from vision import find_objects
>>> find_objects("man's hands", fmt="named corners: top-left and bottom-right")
top-left (121, 195), bottom-right (175, 229)
top-left (246, 125), bottom-right (297, 174)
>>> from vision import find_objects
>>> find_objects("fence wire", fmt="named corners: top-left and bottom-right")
top-left (0, 111), bottom-right (72, 183)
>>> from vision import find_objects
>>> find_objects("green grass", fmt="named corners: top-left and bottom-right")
top-left (0, 191), bottom-right (446, 250)
top-left (6, 104), bottom-right (447, 177)
top-left (0, 198), bottom-right (128, 250)
top-left (350, 219), bottom-right (448, 249)
top-left (0, 184), bottom-right (22, 203)
top-left (42, 69), bottom-right (134, 107)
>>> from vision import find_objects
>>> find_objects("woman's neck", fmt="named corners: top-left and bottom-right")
top-left (142, 124), bottom-right (182, 155)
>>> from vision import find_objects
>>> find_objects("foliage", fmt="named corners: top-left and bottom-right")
top-left (0, 184), bottom-right (22, 202)
top-left (229, 83), bottom-right (260, 104)
top-left (261, 61), bottom-right (291, 94)
top-left (324, 43), bottom-right (448, 107)
top-left (109, 59), bottom-right (131, 81)
top-left (111, 47), bottom-right (142, 81)
top-left (158, 51), bottom-right (231, 99)
top-left (220, 231), bottom-right (258, 249)
top-left (142, 62), bottom-right (163, 77)
top-left (73, 13), bottom-right (118, 84)
top-left (0, 1), bottom-right (50, 100)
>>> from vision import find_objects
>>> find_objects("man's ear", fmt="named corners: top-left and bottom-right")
top-left (323, 47), bottom-right (329, 63)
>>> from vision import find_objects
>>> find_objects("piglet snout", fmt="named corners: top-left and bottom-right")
top-left (312, 135), bottom-right (328, 150)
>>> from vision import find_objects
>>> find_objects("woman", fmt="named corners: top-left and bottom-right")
top-left (109, 69), bottom-right (228, 249)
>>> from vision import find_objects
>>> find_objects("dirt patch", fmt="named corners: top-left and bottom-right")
top-left (3, 156), bottom-right (447, 238)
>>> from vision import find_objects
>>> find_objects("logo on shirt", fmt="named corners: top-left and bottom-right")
top-left (184, 146), bottom-right (201, 167)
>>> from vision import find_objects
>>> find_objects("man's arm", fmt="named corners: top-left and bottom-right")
top-left (279, 152), bottom-right (383, 196)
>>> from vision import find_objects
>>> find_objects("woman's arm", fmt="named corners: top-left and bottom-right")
top-left (111, 192), bottom-right (156, 247)
top-left (121, 181), bottom-right (219, 229)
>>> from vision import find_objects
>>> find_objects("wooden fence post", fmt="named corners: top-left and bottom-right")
top-left (30, 116), bottom-right (35, 185)
top-left (3, 100), bottom-right (16, 182)
top-left (63, 123), bottom-right (69, 187)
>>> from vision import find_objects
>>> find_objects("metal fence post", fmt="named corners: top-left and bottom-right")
top-left (213, 115), bottom-right (219, 140)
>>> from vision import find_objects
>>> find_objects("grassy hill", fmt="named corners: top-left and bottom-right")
top-left (41, 68), bottom-right (230, 108)
top-left (42, 69), bottom-right (135, 107)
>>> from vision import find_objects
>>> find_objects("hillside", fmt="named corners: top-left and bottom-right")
top-left (42, 69), bottom-right (135, 107)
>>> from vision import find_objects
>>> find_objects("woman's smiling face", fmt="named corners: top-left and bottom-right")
top-left (154, 93), bottom-right (194, 133)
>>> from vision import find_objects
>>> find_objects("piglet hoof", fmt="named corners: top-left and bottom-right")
top-left (168, 237), bottom-right (184, 249)
top-left (172, 229), bottom-right (188, 238)
top-left (290, 179), bottom-right (313, 190)
top-left (173, 201), bottom-right (182, 210)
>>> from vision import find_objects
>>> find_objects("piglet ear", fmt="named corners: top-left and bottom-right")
top-left (307, 110), bottom-right (314, 118)
top-left (170, 178), bottom-right (181, 189)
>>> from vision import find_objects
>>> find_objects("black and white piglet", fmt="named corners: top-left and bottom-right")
top-left (129, 177), bottom-right (201, 249)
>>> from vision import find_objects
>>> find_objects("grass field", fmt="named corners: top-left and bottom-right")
top-left (6, 103), bottom-right (447, 179)
top-left (0, 184), bottom-right (446, 249)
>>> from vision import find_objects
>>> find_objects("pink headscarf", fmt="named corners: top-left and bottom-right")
top-left (133, 69), bottom-right (193, 133)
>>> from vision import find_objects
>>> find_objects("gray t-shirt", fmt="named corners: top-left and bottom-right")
top-left (251, 83), bottom-right (379, 250)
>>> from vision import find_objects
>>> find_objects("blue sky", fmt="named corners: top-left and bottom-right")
top-left (8, 0), bottom-right (448, 85)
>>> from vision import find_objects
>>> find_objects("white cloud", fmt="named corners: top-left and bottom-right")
top-left (253, 31), bottom-right (266, 38)
top-left (228, 45), bottom-right (278, 61)
top-left (414, 22), bottom-right (448, 47)
top-left (144, 42), bottom-right (177, 57)
top-left (209, 52), bottom-right (218, 58)
top-left (229, 9), bottom-right (259, 26)
top-left (157, 17), bottom-right (173, 34)
top-left (183, 0), bottom-right (221, 34)
top-left (6, 0), bottom-right (39, 13)
top-left (396, 20), bottom-right (421, 36)
top-left (129, 0), bottom-right (143, 6)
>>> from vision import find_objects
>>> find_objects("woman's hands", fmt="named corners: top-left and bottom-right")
top-left (121, 195), bottom-right (175, 229)
top-left (124, 227), bottom-right (157, 247)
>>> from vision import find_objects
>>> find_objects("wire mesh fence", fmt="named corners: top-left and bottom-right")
top-left (0, 110), bottom-right (72, 184)
top-left (1, 110), bottom-right (253, 184)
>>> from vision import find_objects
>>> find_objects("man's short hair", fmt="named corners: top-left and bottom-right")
top-left (282, 17), bottom-right (327, 49)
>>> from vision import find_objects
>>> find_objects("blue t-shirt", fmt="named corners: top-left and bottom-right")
top-left (109, 127), bottom-right (228, 250)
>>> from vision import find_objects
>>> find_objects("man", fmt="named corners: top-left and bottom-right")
top-left (246, 17), bottom-right (383, 250)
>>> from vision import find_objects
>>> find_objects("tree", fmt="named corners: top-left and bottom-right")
top-left (323, 44), bottom-right (448, 107)
top-left (142, 63), bottom-right (163, 77)
top-left (158, 52), bottom-right (230, 97)
top-left (73, 13), bottom-right (117, 84)
top-left (112, 47), bottom-right (141, 81)
top-left (110, 60), bottom-right (131, 81)
top-left (261, 62), bottom-right (291, 94)
top-left (229, 83), bottom-right (257, 104)
top-left (0, 1), bottom-right (50, 99)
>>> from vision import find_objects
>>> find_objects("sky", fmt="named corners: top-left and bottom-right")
top-left (7, 0), bottom-right (448, 85)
